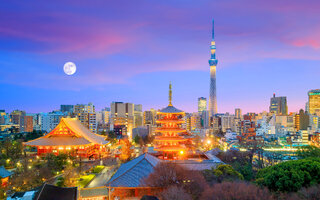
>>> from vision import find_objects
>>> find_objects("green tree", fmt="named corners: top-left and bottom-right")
top-left (133, 135), bottom-right (141, 145)
top-left (46, 153), bottom-right (70, 172)
top-left (3, 139), bottom-right (23, 161)
top-left (217, 150), bottom-right (254, 181)
top-left (256, 158), bottom-right (320, 192)
top-left (202, 164), bottom-right (244, 184)
top-left (296, 145), bottom-right (320, 158)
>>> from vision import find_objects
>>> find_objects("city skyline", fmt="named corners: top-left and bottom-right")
top-left (1, 0), bottom-right (320, 114)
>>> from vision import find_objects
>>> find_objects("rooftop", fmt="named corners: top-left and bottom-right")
top-left (25, 118), bottom-right (108, 147)
top-left (107, 153), bottom-right (223, 188)
top-left (159, 105), bottom-right (183, 114)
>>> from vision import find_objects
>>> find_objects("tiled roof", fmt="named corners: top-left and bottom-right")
top-left (34, 183), bottom-right (77, 200)
top-left (107, 153), bottom-right (223, 188)
top-left (107, 154), bottom-right (160, 187)
top-left (79, 187), bottom-right (108, 198)
top-left (25, 118), bottom-right (108, 146)
top-left (0, 166), bottom-right (12, 178)
top-left (24, 136), bottom-right (91, 146)
top-left (159, 106), bottom-right (183, 113)
top-left (171, 159), bottom-right (223, 171)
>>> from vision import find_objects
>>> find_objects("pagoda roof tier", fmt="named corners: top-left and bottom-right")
top-left (154, 137), bottom-right (187, 142)
top-left (25, 118), bottom-right (108, 147)
top-left (154, 146), bottom-right (185, 152)
top-left (156, 119), bottom-right (185, 124)
top-left (158, 106), bottom-right (184, 114)
top-left (156, 128), bottom-right (186, 133)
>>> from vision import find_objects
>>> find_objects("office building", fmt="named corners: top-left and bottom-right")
top-left (295, 109), bottom-right (309, 131)
top-left (24, 115), bottom-right (33, 132)
top-left (134, 104), bottom-right (143, 128)
top-left (10, 110), bottom-right (26, 132)
top-left (41, 111), bottom-right (67, 132)
top-left (221, 113), bottom-right (235, 132)
top-left (144, 109), bottom-right (157, 126)
top-left (198, 97), bottom-right (207, 113)
top-left (110, 102), bottom-right (134, 140)
top-left (269, 94), bottom-right (288, 115)
top-left (308, 89), bottom-right (320, 116)
top-left (60, 105), bottom-right (74, 114)
top-left (235, 108), bottom-right (242, 119)
top-left (73, 103), bottom-right (97, 133)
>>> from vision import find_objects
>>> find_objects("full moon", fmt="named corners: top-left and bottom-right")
top-left (63, 62), bottom-right (76, 75)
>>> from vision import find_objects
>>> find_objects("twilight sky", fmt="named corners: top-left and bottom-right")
top-left (1, 0), bottom-right (320, 114)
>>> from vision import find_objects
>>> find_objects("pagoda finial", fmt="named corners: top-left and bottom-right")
top-left (169, 82), bottom-right (172, 106)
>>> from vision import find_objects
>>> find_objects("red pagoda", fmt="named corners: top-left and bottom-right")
top-left (154, 83), bottom-right (188, 160)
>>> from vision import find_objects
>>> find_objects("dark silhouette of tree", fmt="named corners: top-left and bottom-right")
top-left (143, 162), bottom-right (207, 200)
top-left (160, 186), bottom-right (192, 200)
top-left (201, 182), bottom-right (274, 200)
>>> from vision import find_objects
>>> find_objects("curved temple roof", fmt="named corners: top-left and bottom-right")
top-left (25, 118), bottom-right (108, 147)
top-left (159, 105), bottom-right (183, 114)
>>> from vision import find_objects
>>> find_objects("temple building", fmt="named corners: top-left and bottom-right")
top-left (154, 83), bottom-right (188, 160)
top-left (24, 117), bottom-right (108, 158)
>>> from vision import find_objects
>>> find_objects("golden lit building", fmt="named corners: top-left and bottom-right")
top-left (309, 89), bottom-right (320, 116)
top-left (110, 102), bottom-right (134, 140)
top-left (154, 83), bottom-right (187, 160)
top-left (24, 118), bottom-right (108, 158)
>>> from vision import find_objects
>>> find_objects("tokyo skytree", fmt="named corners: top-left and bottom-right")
top-left (208, 19), bottom-right (218, 116)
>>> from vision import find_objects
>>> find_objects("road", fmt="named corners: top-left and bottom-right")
top-left (86, 166), bottom-right (117, 188)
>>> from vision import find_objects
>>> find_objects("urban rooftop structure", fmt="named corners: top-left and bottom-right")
top-left (24, 117), bottom-right (108, 158)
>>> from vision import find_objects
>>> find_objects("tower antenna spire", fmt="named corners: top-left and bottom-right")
top-left (212, 19), bottom-right (215, 40)
top-left (169, 82), bottom-right (172, 106)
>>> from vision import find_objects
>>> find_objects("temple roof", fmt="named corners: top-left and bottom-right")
top-left (107, 153), bottom-right (160, 187)
top-left (34, 183), bottom-right (77, 200)
top-left (25, 136), bottom-right (91, 146)
top-left (159, 105), bottom-right (183, 114)
top-left (0, 166), bottom-right (12, 178)
top-left (107, 153), bottom-right (223, 187)
top-left (25, 118), bottom-right (108, 147)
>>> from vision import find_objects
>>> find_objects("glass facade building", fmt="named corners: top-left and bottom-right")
top-left (309, 89), bottom-right (320, 116)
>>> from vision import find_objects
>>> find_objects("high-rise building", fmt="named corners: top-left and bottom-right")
top-left (0, 110), bottom-right (9, 125)
top-left (10, 110), bottom-right (26, 132)
top-left (24, 116), bottom-right (33, 132)
top-left (41, 111), bottom-right (67, 132)
top-left (190, 112), bottom-right (202, 131)
top-left (201, 110), bottom-right (210, 128)
top-left (60, 105), bottom-right (74, 114)
top-left (235, 108), bottom-right (242, 119)
top-left (134, 104), bottom-right (143, 128)
top-left (110, 102), bottom-right (134, 140)
top-left (73, 103), bottom-right (97, 133)
top-left (269, 94), bottom-right (288, 115)
top-left (143, 109), bottom-right (157, 126)
top-left (221, 113), bottom-right (235, 132)
top-left (101, 107), bottom-right (110, 125)
top-left (27, 113), bottom-right (42, 131)
top-left (295, 109), bottom-right (309, 131)
top-left (198, 97), bottom-right (207, 113)
top-left (308, 89), bottom-right (320, 116)
top-left (208, 19), bottom-right (218, 116)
